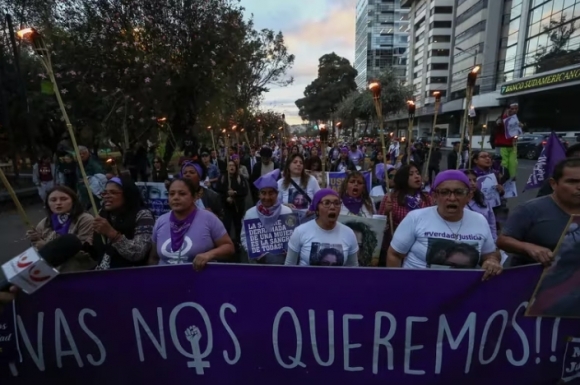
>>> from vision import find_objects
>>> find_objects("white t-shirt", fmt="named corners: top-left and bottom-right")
top-left (277, 175), bottom-right (320, 210)
top-left (287, 220), bottom-right (359, 266)
top-left (391, 206), bottom-right (496, 269)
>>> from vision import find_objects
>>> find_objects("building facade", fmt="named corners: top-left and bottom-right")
top-left (498, 0), bottom-right (580, 131)
top-left (391, 0), bottom-right (510, 141)
top-left (354, 0), bottom-right (410, 89)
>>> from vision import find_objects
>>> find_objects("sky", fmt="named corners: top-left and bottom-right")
top-left (241, 0), bottom-right (357, 125)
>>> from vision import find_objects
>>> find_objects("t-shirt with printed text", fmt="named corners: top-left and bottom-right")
top-left (391, 206), bottom-right (496, 269)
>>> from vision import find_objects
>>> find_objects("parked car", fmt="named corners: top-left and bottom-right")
top-left (516, 134), bottom-right (568, 160)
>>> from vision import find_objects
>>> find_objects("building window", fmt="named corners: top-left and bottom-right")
top-left (414, 71), bottom-right (422, 79)
top-left (430, 63), bottom-right (449, 70)
top-left (429, 35), bottom-right (451, 43)
top-left (456, 0), bottom-right (488, 27)
top-left (455, 20), bottom-right (486, 44)
top-left (415, 32), bottom-right (424, 42)
top-left (430, 21), bottom-right (452, 29)
top-left (430, 6), bottom-right (453, 15)
top-left (429, 77), bottom-right (448, 83)
top-left (429, 49), bottom-right (450, 57)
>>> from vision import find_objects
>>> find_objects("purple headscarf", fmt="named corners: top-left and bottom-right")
top-left (180, 161), bottom-right (203, 179)
top-left (309, 188), bottom-right (340, 211)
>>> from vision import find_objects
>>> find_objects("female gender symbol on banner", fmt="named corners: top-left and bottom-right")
top-left (185, 325), bottom-right (210, 374)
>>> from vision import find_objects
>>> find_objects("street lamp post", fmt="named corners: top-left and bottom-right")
top-left (424, 91), bottom-right (442, 181)
top-left (17, 27), bottom-right (99, 216)
top-left (406, 100), bottom-right (416, 164)
top-left (456, 65), bottom-right (480, 169)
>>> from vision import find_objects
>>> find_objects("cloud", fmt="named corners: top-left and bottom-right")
top-left (243, 0), bottom-right (357, 125)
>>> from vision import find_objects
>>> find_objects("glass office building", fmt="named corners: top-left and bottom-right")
top-left (354, 0), bottom-right (410, 89)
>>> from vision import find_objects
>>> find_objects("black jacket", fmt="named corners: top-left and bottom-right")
top-left (330, 158), bottom-right (357, 172)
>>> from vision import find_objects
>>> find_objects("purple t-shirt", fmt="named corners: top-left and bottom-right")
top-left (152, 209), bottom-right (228, 265)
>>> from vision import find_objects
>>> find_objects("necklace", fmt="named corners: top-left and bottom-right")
top-left (442, 218), bottom-right (463, 242)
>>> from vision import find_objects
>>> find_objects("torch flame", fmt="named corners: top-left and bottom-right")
top-left (157, 117), bottom-right (167, 122)
top-left (471, 65), bottom-right (481, 74)
top-left (106, 158), bottom-right (114, 164)
top-left (16, 28), bottom-right (35, 39)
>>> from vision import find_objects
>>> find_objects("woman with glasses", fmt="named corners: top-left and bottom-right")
top-left (92, 176), bottom-right (155, 269)
top-left (285, 189), bottom-right (359, 266)
top-left (464, 169), bottom-right (497, 241)
top-left (378, 162), bottom-right (432, 230)
top-left (151, 156), bottom-right (169, 183)
top-left (386, 170), bottom-right (501, 279)
top-left (471, 151), bottom-right (509, 227)
top-left (339, 171), bottom-right (375, 217)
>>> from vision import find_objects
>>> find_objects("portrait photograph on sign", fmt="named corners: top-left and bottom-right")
top-left (426, 238), bottom-right (481, 269)
top-left (308, 242), bottom-right (345, 266)
top-left (338, 215), bottom-right (384, 266)
top-left (527, 215), bottom-right (580, 318)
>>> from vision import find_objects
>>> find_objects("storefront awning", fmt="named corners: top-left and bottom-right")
top-left (498, 64), bottom-right (580, 98)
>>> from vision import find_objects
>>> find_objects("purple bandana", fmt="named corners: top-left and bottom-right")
top-left (471, 166), bottom-right (489, 178)
top-left (342, 195), bottom-right (364, 215)
top-left (169, 209), bottom-right (198, 252)
top-left (51, 213), bottom-right (72, 235)
top-left (180, 161), bottom-right (202, 179)
top-left (404, 192), bottom-right (422, 210)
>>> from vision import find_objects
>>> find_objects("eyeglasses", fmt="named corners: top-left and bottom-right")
top-left (478, 154), bottom-right (491, 159)
top-left (435, 189), bottom-right (469, 197)
top-left (319, 200), bottom-right (342, 207)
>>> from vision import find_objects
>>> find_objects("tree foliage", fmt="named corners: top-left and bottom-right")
top-left (0, 0), bottom-right (294, 156)
top-left (295, 53), bottom-right (357, 122)
top-left (534, 15), bottom-right (580, 74)
top-left (335, 67), bottom-right (412, 135)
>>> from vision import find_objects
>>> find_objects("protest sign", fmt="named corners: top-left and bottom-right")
top-left (243, 214), bottom-right (299, 259)
top-left (2, 265), bottom-right (580, 384)
top-left (327, 171), bottom-right (372, 194)
top-left (477, 173), bottom-right (501, 208)
top-left (136, 182), bottom-right (170, 218)
top-left (527, 215), bottom-right (580, 318)
top-left (503, 114), bottom-right (522, 139)
top-left (338, 215), bottom-right (385, 266)
top-left (561, 337), bottom-right (580, 383)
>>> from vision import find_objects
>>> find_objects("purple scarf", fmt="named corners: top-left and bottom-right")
top-left (51, 213), bottom-right (72, 235)
top-left (169, 209), bottom-right (198, 252)
top-left (472, 166), bottom-right (489, 178)
top-left (256, 201), bottom-right (283, 232)
top-left (405, 192), bottom-right (422, 210)
top-left (343, 195), bottom-right (364, 215)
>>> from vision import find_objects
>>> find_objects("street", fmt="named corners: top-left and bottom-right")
top-left (0, 158), bottom-right (540, 264)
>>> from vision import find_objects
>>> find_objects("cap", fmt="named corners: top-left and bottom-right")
top-left (253, 169), bottom-right (280, 191)
top-left (309, 188), bottom-right (340, 211)
top-left (431, 170), bottom-right (470, 191)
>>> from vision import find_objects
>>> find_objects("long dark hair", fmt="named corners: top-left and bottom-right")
top-left (464, 169), bottom-right (487, 208)
top-left (283, 153), bottom-right (310, 189)
top-left (99, 175), bottom-right (146, 238)
top-left (393, 162), bottom-right (427, 206)
top-left (339, 171), bottom-right (374, 214)
top-left (43, 185), bottom-right (85, 228)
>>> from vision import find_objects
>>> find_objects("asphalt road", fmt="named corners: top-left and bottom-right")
top-left (0, 158), bottom-right (540, 264)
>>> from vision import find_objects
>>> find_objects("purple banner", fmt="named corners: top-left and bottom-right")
top-left (2, 265), bottom-right (580, 384)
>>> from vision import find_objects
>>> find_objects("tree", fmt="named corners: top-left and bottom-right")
top-left (534, 15), bottom-right (580, 74)
top-left (1, 0), bottom-right (295, 157)
top-left (335, 67), bottom-right (412, 136)
top-left (295, 53), bottom-right (357, 122)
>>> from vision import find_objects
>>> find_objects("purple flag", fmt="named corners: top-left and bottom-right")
top-left (2, 264), bottom-right (580, 384)
top-left (524, 132), bottom-right (566, 191)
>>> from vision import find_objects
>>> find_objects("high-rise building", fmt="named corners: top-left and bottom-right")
top-left (388, 0), bottom-right (509, 140)
top-left (354, 0), bottom-right (410, 89)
